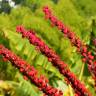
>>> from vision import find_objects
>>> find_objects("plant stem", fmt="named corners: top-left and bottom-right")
top-left (79, 62), bottom-right (85, 81)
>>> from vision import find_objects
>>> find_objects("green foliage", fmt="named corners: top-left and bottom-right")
top-left (0, 0), bottom-right (96, 95)
top-left (72, 0), bottom-right (96, 18)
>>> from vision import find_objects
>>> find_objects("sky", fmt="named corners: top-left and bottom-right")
top-left (0, 0), bottom-right (15, 7)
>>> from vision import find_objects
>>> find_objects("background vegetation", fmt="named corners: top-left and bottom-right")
top-left (0, 0), bottom-right (96, 95)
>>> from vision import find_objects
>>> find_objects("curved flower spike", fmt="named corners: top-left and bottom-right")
top-left (43, 6), bottom-right (96, 88)
top-left (16, 25), bottom-right (92, 96)
top-left (0, 44), bottom-right (63, 96)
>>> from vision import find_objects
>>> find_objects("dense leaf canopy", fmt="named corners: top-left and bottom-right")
top-left (0, 0), bottom-right (96, 96)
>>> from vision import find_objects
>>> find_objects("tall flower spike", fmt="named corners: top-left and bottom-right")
top-left (0, 44), bottom-right (63, 96)
top-left (16, 25), bottom-right (92, 96)
top-left (43, 6), bottom-right (96, 86)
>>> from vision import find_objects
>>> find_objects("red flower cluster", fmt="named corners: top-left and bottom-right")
top-left (43, 6), bottom-right (96, 84)
top-left (16, 25), bottom-right (92, 96)
top-left (0, 45), bottom-right (63, 96)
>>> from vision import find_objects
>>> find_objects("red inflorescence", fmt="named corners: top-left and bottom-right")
top-left (43, 6), bottom-right (96, 85)
top-left (0, 45), bottom-right (63, 96)
top-left (16, 25), bottom-right (92, 96)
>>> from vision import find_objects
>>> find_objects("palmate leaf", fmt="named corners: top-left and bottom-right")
top-left (15, 73), bottom-right (41, 96)
top-left (3, 28), bottom-right (63, 78)
top-left (2, 28), bottom-right (67, 95)
top-left (0, 79), bottom-right (39, 96)
top-left (0, 0), bottom-right (96, 95)
top-left (2, 1), bottom-right (90, 94)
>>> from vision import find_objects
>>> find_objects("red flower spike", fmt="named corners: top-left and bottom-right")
top-left (16, 26), bottom-right (92, 96)
top-left (43, 6), bottom-right (96, 87)
top-left (0, 45), bottom-right (63, 96)
top-left (23, 75), bottom-right (28, 80)
top-left (82, 58), bottom-right (86, 62)
top-left (2, 57), bottom-right (8, 62)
